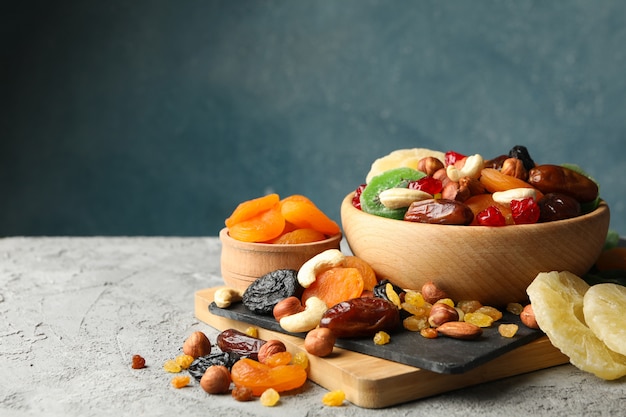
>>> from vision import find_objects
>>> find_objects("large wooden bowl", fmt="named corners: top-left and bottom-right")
top-left (219, 227), bottom-right (342, 291)
top-left (340, 193), bottom-right (610, 306)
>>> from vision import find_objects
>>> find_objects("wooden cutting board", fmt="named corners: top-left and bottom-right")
top-left (194, 287), bottom-right (569, 408)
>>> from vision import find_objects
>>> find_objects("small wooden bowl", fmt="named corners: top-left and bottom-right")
top-left (340, 193), bottom-right (610, 306)
top-left (219, 227), bottom-right (342, 291)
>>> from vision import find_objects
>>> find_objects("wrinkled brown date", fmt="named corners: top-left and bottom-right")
top-left (216, 328), bottom-right (266, 360)
top-left (319, 297), bottom-right (401, 338)
top-left (528, 164), bottom-right (598, 203)
top-left (538, 193), bottom-right (581, 222)
top-left (404, 199), bottom-right (474, 225)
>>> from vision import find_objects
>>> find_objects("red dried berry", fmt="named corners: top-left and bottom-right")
top-left (476, 206), bottom-right (507, 227)
top-left (408, 176), bottom-right (443, 195)
top-left (445, 150), bottom-right (466, 167)
top-left (352, 184), bottom-right (366, 210)
top-left (511, 197), bottom-right (540, 225)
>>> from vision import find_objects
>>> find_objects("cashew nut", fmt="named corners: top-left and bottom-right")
top-left (214, 287), bottom-right (243, 308)
top-left (446, 153), bottom-right (484, 181)
top-left (379, 187), bottom-right (432, 209)
top-left (492, 188), bottom-right (537, 205)
top-left (279, 296), bottom-right (328, 333)
top-left (297, 249), bottom-right (345, 288)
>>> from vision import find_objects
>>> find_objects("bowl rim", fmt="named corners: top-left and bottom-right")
top-left (219, 227), bottom-right (343, 249)
top-left (341, 192), bottom-right (610, 231)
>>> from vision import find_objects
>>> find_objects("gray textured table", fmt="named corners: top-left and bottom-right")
top-left (1, 237), bottom-right (623, 416)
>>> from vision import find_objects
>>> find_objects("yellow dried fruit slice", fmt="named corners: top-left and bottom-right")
top-left (526, 271), bottom-right (626, 380)
top-left (365, 148), bottom-right (446, 183)
top-left (583, 283), bottom-right (626, 357)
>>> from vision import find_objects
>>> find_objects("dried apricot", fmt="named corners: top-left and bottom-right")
top-left (228, 204), bottom-right (285, 243)
top-left (479, 168), bottom-right (543, 199)
top-left (301, 267), bottom-right (364, 308)
top-left (230, 358), bottom-right (307, 396)
top-left (280, 195), bottom-right (340, 236)
top-left (225, 193), bottom-right (280, 228)
top-left (342, 256), bottom-right (378, 291)
top-left (464, 193), bottom-right (513, 225)
top-left (268, 228), bottom-right (327, 244)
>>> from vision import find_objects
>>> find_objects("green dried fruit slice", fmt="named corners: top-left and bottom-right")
top-left (360, 167), bottom-right (425, 220)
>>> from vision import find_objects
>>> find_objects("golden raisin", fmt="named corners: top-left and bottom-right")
top-left (385, 283), bottom-right (402, 308)
top-left (131, 354), bottom-right (146, 369)
top-left (456, 300), bottom-right (482, 313)
top-left (475, 306), bottom-right (503, 321)
top-left (245, 326), bottom-right (259, 338)
top-left (322, 390), bottom-right (346, 406)
top-left (464, 312), bottom-right (494, 327)
top-left (171, 375), bottom-right (190, 389)
top-left (163, 359), bottom-right (182, 373)
top-left (373, 331), bottom-right (391, 345)
top-left (404, 290), bottom-right (427, 307)
top-left (175, 354), bottom-right (194, 370)
top-left (498, 323), bottom-right (519, 338)
top-left (506, 302), bottom-right (524, 315)
top-left (260, 388), bottom-right (280, 406)
top-left (403, 315), bottom-right (428, 332)
top-left (420, 327), bottom-right (438, 339)
top-left (292, 351), bottom-right (309, 370)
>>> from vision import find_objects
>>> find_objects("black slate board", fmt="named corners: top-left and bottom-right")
top-left (208, 301), bottom-right (544, 374)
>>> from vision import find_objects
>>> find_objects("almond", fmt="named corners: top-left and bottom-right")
top-left (436, 321), bottom-right (483, 340)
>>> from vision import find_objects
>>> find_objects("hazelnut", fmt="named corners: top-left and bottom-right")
top-left (428, 303), bottom-right (459, 327)
top-left (183, 331), bottom-right (212, 358)
top-left (441, 181), bottom-right (471, 202)
top-left (421, 281), bottom-right (449, 304)
top-left (417, 156), bottom-right (444, 176)
top-left (257, 339), bottom-right (287, 363)
top-left (520, 304), bottom-right (540, 329)
top-left (304, 327), bottom-right (336, 357)
top-left (273, 296), bottom-right (304, 321)
top-left (200, 365), bottom-right (231, 394)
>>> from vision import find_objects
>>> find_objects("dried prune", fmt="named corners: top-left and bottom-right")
top-left (373, 279), bottom-right (405, 302)
top-left (242, 269), bottom-right (302, 315)
top-left (508, 145), bottom-right (536, 171)
top-left (188, 351), bottom-right (240, 381)
top-left (538, 193), bottom-right (581, 222)
top-left (217, 328), bottom-right (266, 360)
top-left (319, 297), bottom-right (401, 338)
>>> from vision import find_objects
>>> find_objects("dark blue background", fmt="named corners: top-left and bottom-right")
top-left (2, 0), bottom-right (625, 236)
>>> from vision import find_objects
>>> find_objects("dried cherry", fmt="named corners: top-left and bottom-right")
top-left (242, 269), bottom-right (302, 315)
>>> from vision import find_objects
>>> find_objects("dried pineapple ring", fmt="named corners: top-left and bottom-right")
top-left (526, 271), bottom-right (626, 380)
top-left (365, 148), bottom-right (446, 183)
top-left (583, 283), bottom-right (626, 357)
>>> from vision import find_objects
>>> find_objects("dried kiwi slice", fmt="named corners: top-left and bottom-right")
top-left (527, 271), bottom-right (626, 380)
top-left (360, 167), bottom-right (425, 220)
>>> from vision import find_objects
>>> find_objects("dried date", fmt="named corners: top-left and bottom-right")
top-left (242, 269), bottom-right (302, 315)
top-left (404, 199), bottom-right (474, 225)
top-left (319, 297), bottom-right (401, 338)
top-left (216, 328), bottom-right (266, 360)
top-left (528, 164), bottom-right (598, 203)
